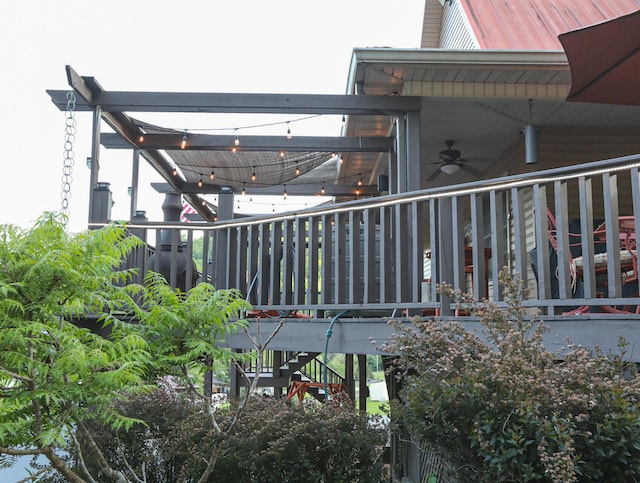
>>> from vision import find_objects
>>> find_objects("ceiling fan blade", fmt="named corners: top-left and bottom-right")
top-left (459, 163), bottom-right (484, 178)
top-left (427, 168), bottom-right (442, 181)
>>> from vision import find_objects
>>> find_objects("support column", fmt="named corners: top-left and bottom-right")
top-left (405, 110), bottom-right (422, 192)
top-left (272, 350), bottom-right (283, 397)
top-left (88, 106), bottom-right (102, 225)
top-left (438, 197), bottom-right (455, 316)
top-left (345, 353), bottom-right (355, 402)
top-left (214, 187), bottom-right (234, 288)
top-left (129, 149), bottom-right (140, 220)
top-left (395, 116), bottom-right (407, 194)
top-left (358, 354), bottom-right (368, 412)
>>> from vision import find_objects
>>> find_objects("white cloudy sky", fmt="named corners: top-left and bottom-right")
top-left (1, 0), bottom-right (424, 233)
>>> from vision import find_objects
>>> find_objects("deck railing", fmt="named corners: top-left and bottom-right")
top-left (120, 153), bottom-right (640, 318)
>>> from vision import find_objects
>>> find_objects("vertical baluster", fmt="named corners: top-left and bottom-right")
top-left (489, 190), bottom-right (505, 301)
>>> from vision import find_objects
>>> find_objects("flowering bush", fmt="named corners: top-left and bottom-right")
top-left (382, 271), bottom-right (640, 482)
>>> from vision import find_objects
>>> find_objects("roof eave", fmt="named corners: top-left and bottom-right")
top-left (347, 48), bottom-right (569, 88)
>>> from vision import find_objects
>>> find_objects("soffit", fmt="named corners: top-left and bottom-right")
top-left (344, 48), bottom-right (640, 186)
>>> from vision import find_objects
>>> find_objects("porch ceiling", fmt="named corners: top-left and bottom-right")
top-left (344, 48), bottom-right (640, 187)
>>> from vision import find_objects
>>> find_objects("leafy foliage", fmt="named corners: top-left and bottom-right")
top-left (382, 271), bottom-right (640, 482)
top-left (0, 214), bottom-right (152, 480)
top-left (0, 213), bottom-right (250, 482)
top-left (63, 391), bottom-right (388, 483)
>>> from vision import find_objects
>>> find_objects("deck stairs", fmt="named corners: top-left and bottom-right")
top-left (239, 351), bottom-right (345, 402)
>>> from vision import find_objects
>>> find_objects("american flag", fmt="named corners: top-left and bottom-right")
top-left (181, 200), bottom-right (197, 222)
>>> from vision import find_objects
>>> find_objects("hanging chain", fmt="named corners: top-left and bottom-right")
top-left (60, 90), bottom-right (76, 217)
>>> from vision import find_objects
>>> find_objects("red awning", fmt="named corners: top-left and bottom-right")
top-left (559, 9), bottom-right (640, 105)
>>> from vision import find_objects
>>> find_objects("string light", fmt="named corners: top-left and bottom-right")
top-left (355, 187), bottom-right (361, 196)
top-left (197, 177), bottom-right (203, 188)
top-left (181, 131), bottom-right (187, 149)
top-left (321, 183), bottom-right (325, 195)
top-left (280, 150), bottom-right (285, 158)
top-left (339, 156), bottom-right (344, 164)
top-left (232, 146), bottom-right (237, 153)
top-left (283, 185), bottom-right (287, 199)
top-left (242, 182), bottom-right (246, 196)
top-left (138, 134), bottom-right (145, 143)
top-left (286, 122), bottom-right (292, 140)
top-left (251, 168), bottom-right (256, 181)
top-left (210, 170), bottom-right (215, 180)
top-left (234, 128), bottom-right (240, 146)
top-left (172, 167), bottom-right (178, 176)
top-left (295, 163), bottom-right (300, 176)
top-left (357, 176), bottom-right (363, 187)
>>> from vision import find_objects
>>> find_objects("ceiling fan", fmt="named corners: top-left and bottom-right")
top-left (427, 140), bottom-right (484, 181)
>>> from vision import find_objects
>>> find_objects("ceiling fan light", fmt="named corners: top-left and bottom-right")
top-left (440, 163), bottom-right (460, 175)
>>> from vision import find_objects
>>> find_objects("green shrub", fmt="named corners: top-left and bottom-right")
top-left (61, 391), bottom-right (388, 482)
top-left (382, 271), bottom-right (640, 482)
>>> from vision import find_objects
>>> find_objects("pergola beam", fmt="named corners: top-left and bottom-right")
top-left (47, 90), bottom-right (421, 115)
top-left (101, 132), bottom-right (395, 152)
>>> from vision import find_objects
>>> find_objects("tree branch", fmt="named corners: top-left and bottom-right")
top-left (0, 447), bottom-right (45, 456)
top-left (70, 430), bottom-right (99, 483)
top-left (76, 422), bottom-right (130, 483)
top-left (42, 445), bottom-right (87, 483)
top-left (0, 364), bottom-right (33, 383)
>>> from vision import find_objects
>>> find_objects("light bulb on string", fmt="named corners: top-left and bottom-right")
top-left (138, 134), bottom-right (145, 143)
top-left (283, 185), bottom-right (287, 199)
top-left (172, 167), bottom-right (178, 176)
top-left (209, 170), bottom-right (215, 180)
top-left (321, 183), bottom-right (325, 195)
top-left (197, 177), bottom-right (203, 188)
top-left (357, 176), bottom-right (363, 187)
top-left (280, 150), bottom-right (285, 158)
top-left (286, 122), bottom-right (292, 140)
top-left (234, 128), bottom-right (240, 146)
top-left (251, 168), bottom-right (256, 181)
top-left (339, 156), bottom-right (344, 164)
top-left (295, 163), bottom-right (300, 176)
top-left (232, 146), bottom-right (237, 153)
top-left (242, 182), bottom-right (246, 196)
top-left (181, 131), bottom-right (187, 149)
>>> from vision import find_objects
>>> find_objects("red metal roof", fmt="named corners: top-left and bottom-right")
top-left (461, 0), bottom-right (640, 49)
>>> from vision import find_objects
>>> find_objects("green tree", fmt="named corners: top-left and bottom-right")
top-left (382, 272), bottom-right (640, 482)
top-left (0, 213), bottom-right (250, 482)
top-left (0, 213), bottom-right (151, 482)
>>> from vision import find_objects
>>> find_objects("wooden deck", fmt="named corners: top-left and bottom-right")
top-left (122, 153), bottom-right (640, 361)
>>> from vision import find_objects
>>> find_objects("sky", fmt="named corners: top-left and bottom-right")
top-left (1, 0), bottom-right (424, 234)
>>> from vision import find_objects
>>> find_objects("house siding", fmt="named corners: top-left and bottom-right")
top-left (439, 1), bottom-right (479, 49)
